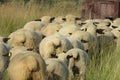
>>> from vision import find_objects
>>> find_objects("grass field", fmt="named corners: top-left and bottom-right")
top-left (0, 1), bottom-right (81, 36)
top-left (0, 1), bottom-right (120, 80)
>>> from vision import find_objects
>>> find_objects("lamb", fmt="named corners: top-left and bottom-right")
top-left (7, 47), bottom-right (47, 80)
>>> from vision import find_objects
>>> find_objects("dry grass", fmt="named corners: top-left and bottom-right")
top-left (0, 1), bottom-right (81, 36)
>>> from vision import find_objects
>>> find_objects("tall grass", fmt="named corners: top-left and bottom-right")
top-left (0, 1), bottom-right (81, 36)
top-left (0, 1), bottom-right (120, 80)
top-left (86, 45), bottom-right (120, 80)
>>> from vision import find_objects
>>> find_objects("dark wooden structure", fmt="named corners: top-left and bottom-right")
top-left (81, 0), bottom-right (120, 19)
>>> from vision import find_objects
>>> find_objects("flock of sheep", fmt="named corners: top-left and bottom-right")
top-left (0, 14), bottom-right (120, 80)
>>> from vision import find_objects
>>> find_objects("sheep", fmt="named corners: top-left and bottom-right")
top-left (58, 24), bottom-right (80, 36)
top-left (96, 31), bottom-right (116, 56)
top-left (41, 23), bottom-right (62, 36)
top-left (39, 35), bottom-right (61, 59)
top-left (109, 18), bottom-right (120, 29)
top-left (70, 30), bottom-right (91, 53)
top-left (0, 42), bottom-right (11, 79)
top-left (70, 22), bottom-right (99, 54)
top-left (67, 36), bottom-right (84, 50)
top-left (56, 14), bottom-right (81, 36)
top-left (58, 48), bottom-right (89, 80)
top-left (23, 20), bottom-right (45, 35)
top-left (8, 29), bottom-right (42, 52)
top-left (113, 18), bottom-right (120, 26)
top-left (7, 47), bottom-right (47, 80)
top-left (40, 16), bottom-right (55, 24)
top-left (45, 58), bottom-right (69, 80)
top-left (53, 16), bottom-right (66, 24)
top-left (60, 14), bottom-right (81, 27)
top-left (111, 28), bottom-right (120, 38)
top-left (52, 33), bottom-right (73, 55)
top-left (39, 33), bottom-right (73, 59)
top-left (93, 20), bottom-right (112, 32)
top-left (111, 28), bottom-right (120, 48)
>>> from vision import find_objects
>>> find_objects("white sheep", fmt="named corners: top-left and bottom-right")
top-left (40, 16), bottom-right (55, 24)
top-left (52, 33), bottom-right (73, 54)
top-left (23, 20), bottom-right (45, 35)
top-left (70, 22), bottom-right (99, 54)
top-left (111, 28), bottom-right (120, 48)
top-left (45, 58), bottom-right (69, 80)
top-left (93, 20), bottom-right (112, 32)
top-left (60, 14), bottom-right (81, 27)
top-left (53, 16), bottom-right (66, 24)
top-left (67, 36), bottom-right (84, 50)
top-left (58, 48), bottom-right (89, 80)
top-left (41, 23), bottom-right (62, 36)
top-left (39, 33), bottom-right (73, 59)
top-left (39, 35), bottom-right (61, 59)
top-left (58, 24), bottom-right (80, 36)
top-left (113, 18), bottom-right (120, 26)
top-left (8, 29), bottom-right (42, 52)
top-left (7, 47), bottom-right (47, 80)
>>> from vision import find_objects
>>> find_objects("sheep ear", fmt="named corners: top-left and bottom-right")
top-left (3, 38), bottom-right (10, 43)
top-left (96, 29), bottom-right (105, 34)
top-left (50, 17), bottom-right (55, 23)
top-left (62, 18), bottom-right (66, 21)
top-left (27, 48), bottom-right (33, 51)
top-left (69, 33), bottom-right (72, 35)
top-left (51, 54), bottom-right (58, 58)
top-left (111, 25), bottom-right (118, 29)
top-left (106, 22), bottom-right (111, 27)
top-left (93, 22), bottom-right (99, 26)
top-left (81, 39), bottom-right (88, 43)
top-left (114, 36), bottom-right (117, 39)
top-left (85, 49), bottom-right (89, 53)
top-left (42, 35), bottom-right (46, 39)
top-left (56, 30), bottom-right (59, 32)
top-left (54, 42), bottom-right (61, 49)
top-left (75, 17), bottom-right (81, 20)
top-left (34, 19), bottom-right (41, 21)
top-left (72, 52), bottom-right (79, 60)
top-left (105, 16), bottom-right (114, 21)
top-left (63, 51), bottom-right (66, 53)
top-left (78, 22), bottom-right (86, 26)
top-left (67, 55), bottom-right (73, 60)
